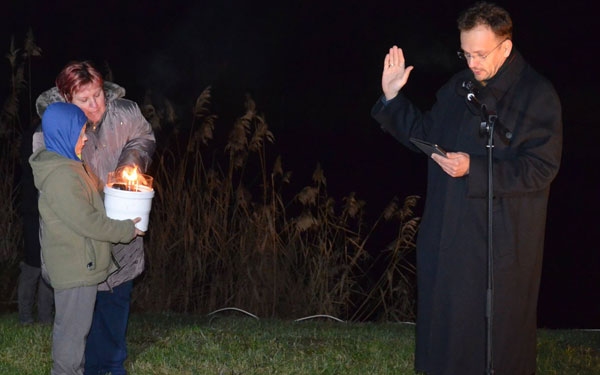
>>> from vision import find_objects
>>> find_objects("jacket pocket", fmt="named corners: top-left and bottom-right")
top-left (85, 238), bottom-right (96, 271)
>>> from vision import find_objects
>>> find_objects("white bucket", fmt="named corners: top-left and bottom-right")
top-left (104, 185), bottom-right (155, 231)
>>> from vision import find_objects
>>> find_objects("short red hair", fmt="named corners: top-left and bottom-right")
top-left (55, 61), bottom-right (104, 102)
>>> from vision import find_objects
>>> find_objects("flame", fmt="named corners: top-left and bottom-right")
top-left (122, 166), bottom-right (139, 183)
top-left (120, 166), bottom-right (149, 192)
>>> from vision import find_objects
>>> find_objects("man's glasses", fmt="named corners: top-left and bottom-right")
top-left (457, 38), bottom-right (508, 62)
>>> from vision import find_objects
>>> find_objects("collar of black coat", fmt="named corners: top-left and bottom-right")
top-left (481, 49), bottom-right (525, 98)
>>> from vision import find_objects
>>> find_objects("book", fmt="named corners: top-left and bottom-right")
top-left (409, 137), bottom-right (447, 157)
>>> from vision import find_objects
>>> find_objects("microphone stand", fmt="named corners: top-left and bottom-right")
top-left (467, 94), bottom-right (511, 375)
top-left (482, 106), bottom-right (496, 375)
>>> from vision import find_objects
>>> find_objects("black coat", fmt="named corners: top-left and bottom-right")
top-left (372, 50), bottom-right (562, 375)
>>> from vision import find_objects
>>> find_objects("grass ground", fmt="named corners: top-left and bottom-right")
top-left (1, 312), bottom-right (598, 374)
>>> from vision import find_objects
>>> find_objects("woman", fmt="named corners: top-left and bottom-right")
top-left (35, 61), bottom-right (156, 375)
top-left (29, 102), bottom-right (144, 375)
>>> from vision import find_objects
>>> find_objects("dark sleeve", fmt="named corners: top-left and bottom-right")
top-left (467, 81), bottom-right (562, 197)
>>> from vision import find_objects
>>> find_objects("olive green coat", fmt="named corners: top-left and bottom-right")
top-left (29, 148), bottom-right (136, 290)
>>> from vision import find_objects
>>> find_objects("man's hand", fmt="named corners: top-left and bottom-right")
top-left (431, 152), bottom-right (470, 177)
top-left (382, 46), bottom-right (414, 101)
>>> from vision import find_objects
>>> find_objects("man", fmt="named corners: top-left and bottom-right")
top-left (371, 2), bottom-right (562, 374)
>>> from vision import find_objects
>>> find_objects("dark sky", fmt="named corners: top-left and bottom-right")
top-left (2, 0), bottom-right (598, 328)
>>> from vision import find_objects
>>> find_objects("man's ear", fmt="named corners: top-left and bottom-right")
top-left (502, 39), bottom-right (513, 57)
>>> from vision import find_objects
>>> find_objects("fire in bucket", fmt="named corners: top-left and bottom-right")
top-left (104, 166), bottom-right (155, 231)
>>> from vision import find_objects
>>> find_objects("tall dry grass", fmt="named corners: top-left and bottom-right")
top-left (0, 32), bottom-right (420, 321)
top-left (135, 87), bottom-right (420, 321)
top-left (0, 141), bottom-right (20, 264)
top-left (0, 30), bottom-right (41, 307)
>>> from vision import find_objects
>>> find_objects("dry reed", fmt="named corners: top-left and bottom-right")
top-left (134, 87), bottom-right (420, 321)
top-left (0, 34), bottom-right (420, 321)
top-left (0, 31), bottom-right (42, 308)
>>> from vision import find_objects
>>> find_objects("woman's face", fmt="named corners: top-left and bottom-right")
top-left (74, 125), bottom-right (88, 158)
top-left (70, 82), bottom-right (106, 125)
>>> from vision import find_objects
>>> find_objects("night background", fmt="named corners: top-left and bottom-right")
top-left (1, 0), bottom-right (597, 329)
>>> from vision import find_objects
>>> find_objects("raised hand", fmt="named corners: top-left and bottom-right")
top-left (382, 46), bottom-right (414, 101)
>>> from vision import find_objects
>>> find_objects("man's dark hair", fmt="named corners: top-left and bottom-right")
top-left (457, 1), bottom-right (513, 39)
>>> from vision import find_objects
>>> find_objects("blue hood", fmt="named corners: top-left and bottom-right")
top-left (42, 102), bottom-right (87, 161)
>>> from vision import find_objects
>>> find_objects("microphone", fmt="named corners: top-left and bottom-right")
top-left (462, 81), bottom-right (513, 142)
top-left (466, 92), bottom-right (482, 107)
top-left (462, 80), bottom-right (478, 96)
top-left (462, 80), bottom-right (485, 109)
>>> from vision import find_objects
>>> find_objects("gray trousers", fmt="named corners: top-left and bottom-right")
top-left (18, 261), bottom-right (54, 324)
top-left (52, 285), bottom-right (97, 375)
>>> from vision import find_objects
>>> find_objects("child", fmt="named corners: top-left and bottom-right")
top-left (29, 102), bottom-right (144, 375)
